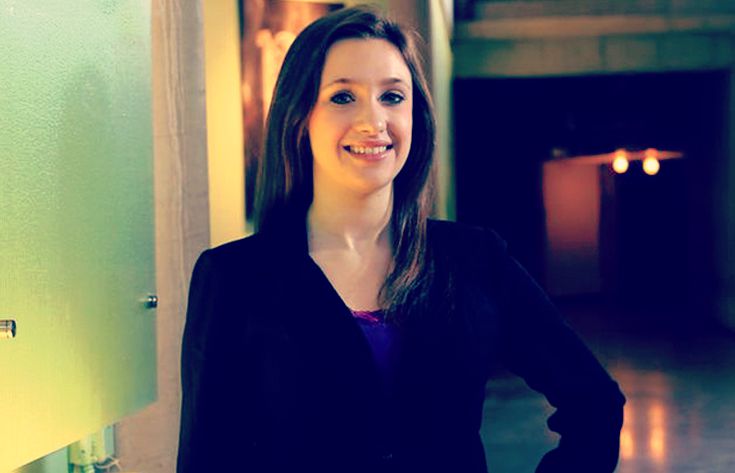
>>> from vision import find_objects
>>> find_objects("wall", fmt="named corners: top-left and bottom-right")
top-left (429, 0), bottom-right (456, 219)
top-left (543, 161), bottom-right (601, 296)
top-left (204, 0), bottom-right (248, 245)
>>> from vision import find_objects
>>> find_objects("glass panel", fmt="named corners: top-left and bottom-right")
top-left (0, 2), bottom-right (155, 470)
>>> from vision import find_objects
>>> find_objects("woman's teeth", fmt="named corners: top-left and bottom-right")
top-left (348, 145), bottom-right (390, 154)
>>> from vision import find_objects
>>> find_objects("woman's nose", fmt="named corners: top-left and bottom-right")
top-left (354, 101), bottom-right (386, 134)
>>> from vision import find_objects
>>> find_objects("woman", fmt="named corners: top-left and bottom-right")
top-left (178, 6), bottom-right (625, 473)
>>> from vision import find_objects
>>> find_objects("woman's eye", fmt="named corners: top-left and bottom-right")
top-left (381, 91), bottom-right (405, 105)
top-left (330, 92), bottom-right (355, 105)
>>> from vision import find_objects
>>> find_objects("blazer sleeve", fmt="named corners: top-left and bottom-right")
top-left (486, 230), bottom-right (626, 473)
top-left (177, 249), bottom-right (256, 472)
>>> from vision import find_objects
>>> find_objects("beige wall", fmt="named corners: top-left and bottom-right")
top-left (203, 0), bottom-right (248, 245)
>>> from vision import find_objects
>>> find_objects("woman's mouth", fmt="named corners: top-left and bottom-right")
top-left (343, 144), bottom-right (393, 160)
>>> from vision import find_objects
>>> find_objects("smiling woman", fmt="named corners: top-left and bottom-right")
top-left (177, 5), bottom-right (626, 473)
top-left (308, 38), bottom-right (413, 198)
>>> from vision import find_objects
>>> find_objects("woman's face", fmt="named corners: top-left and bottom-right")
top-left (307, 38), bottom-right (413, 197)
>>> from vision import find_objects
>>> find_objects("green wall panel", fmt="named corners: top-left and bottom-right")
top-left (0, 1), bottom-right (156, 471)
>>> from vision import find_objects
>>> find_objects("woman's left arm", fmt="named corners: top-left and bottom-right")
top-left (489, 232), bottom-right (625, 472)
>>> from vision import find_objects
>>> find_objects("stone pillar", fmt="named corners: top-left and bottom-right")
top-left (114, 1), bottom-right (210, 471)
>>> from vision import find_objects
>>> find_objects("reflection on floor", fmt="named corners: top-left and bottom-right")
top-left (480, 301), bottom-right (735, 472)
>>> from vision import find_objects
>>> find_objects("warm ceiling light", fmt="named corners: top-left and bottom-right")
top-left (612, 149), bottom-right (629, 174)
top-left (613, 157), bottom-right (629, 174)
top-left (643, 156), bottom-right (660, 175)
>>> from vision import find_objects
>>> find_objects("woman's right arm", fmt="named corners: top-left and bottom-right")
top-left (177, 250), bottom-right (218, 472)
top-left (177, 250), bottom-right (257, 472)
top-left (486, 231), bottom-right (625, 472)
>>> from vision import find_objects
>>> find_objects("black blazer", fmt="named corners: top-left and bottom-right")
top-left (177, 219), bottom-right (625, 473)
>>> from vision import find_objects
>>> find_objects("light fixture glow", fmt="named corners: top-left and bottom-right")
top-left (648, 403), bottom-right (667, 462)
top-left (643, 158), bottom-right (660, 175)
top-left (643, 148), bottom-right (660, 175)
top-left (612, 149), bottom-right (629, 174)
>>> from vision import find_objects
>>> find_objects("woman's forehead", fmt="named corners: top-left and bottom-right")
top-left (319, 38), bottom-right (412, 87)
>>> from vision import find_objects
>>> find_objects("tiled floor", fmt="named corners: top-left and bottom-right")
top-left (480, 301), bottom-right (735, 472)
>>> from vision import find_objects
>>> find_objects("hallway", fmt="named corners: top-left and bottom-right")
top-left (480, 301), bottom-right (735, 472)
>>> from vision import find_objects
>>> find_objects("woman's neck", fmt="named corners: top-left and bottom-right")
top-left (307, 184), bottom-right (393, 253)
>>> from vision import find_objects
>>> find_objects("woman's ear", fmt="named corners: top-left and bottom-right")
top-left (304, 111), bottom-right (313, 134)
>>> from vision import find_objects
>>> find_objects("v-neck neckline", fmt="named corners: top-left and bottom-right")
top-left (304, 254), bottom-right (356, 319)
top-left (261, 213), bottom-right (389, 326)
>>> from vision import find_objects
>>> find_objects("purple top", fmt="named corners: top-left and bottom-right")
top-left (350, 309), bottom-right (400, 392)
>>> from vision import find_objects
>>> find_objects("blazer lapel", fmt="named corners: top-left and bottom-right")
top-left (256, 217), bottom-right (383, 392)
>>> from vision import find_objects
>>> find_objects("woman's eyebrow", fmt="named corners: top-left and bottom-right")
top-left (320, 77), bottom-right (409, 90)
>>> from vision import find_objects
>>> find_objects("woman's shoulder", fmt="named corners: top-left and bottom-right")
top-left (204, 232), bottom-right (261, 256)
top-left (427, 219), bottom-right (508, 257)
top-left (194, 232), bottom-right (272, 276)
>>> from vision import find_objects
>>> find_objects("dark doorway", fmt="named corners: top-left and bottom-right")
top-left (454, 71), bottom-right (727, 324)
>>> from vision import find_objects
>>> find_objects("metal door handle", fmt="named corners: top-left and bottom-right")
top-left (1, 320), bottom-right (17, 339)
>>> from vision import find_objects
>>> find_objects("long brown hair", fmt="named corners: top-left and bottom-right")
top-left (254, 5), bottom-right (437, 321)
